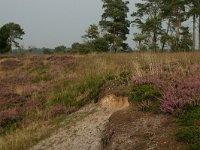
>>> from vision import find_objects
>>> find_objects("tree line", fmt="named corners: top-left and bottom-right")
top-left (76, 0), bottom-right (200, 53)
top-left (1, 0), bottom-right (200, 54)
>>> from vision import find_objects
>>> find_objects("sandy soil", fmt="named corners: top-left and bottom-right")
top-left (30, 94), bottom-right (188, 150)
top-left (30, 95), bottom-right (129, 150)
top-left (102, 109), bottom-right (188, 150)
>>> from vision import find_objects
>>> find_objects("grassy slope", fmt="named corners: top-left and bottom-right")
top-left (0, 52), bottom-right (200, 150)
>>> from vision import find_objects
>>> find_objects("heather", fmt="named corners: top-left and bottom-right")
top-left (131, 56), bottom-right (200, 149)
top-left (132, 61), bottom-right (200, 114)
top-left (0, 52), bottom-right (200, 149)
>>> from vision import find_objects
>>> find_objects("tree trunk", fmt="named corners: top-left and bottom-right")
top-left (199, 15), bottom-right (200, 50)
top-left (193, 15), bottom-right (196, 51)
top-left (161, 19), bottom-right (170, 51)
top-left (175, 10), bottom-right (180, 51)
top-left (153, 31), bottom-right (157, 52)
top-left (113, 27), bottom-right (117, 53)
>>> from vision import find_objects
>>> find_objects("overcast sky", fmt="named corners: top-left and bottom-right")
top-left (0, 0), bottom-right (140, 49)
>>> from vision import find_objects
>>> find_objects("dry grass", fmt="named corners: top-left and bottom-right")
top-left (0, 52), bottom-right (200, 150)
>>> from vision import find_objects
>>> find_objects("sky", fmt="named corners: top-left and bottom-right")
top-left (0, 0), bottom-right (140, 49)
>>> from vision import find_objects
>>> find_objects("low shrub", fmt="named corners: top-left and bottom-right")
top-left (130, 84), bottom-right (162, 113)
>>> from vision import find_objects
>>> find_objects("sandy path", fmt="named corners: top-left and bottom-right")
top-left (30, 104), bottom-right (115, 150)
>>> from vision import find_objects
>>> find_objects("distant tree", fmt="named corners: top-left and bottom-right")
top-left (43, 48), bottom-right (53, 54)
top-left (82, 24), bottom-right (99, 41)
top-left (162, 0), bottom-right (187, 51)
top-left (179, 26), bottom-right (193, 51)
top-left (0, 22), bottom-right (25, 53)
top-left (133, 33), bottom-right (148, 51)
top-left (70, 42), bottom-right (90, 53)
top-left (99, 0), bottom-right (130, 52)
top-left (54, 45), bottom-right (66, 53)
top-left (90, 37), bottom-right (109, 52)
top-left (185, 0), bottom-right (200, 50)
top-left (71, 42), bottom-right (81, 50)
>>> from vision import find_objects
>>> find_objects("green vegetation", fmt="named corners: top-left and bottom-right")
top-left (99, 0), bottom-right (130, 52)
top-left (130, 84), bottom-right (162, 113)
top-left (1, 0), bottom-right (200, 53)
top-left (49, 76), bottom-right (105, 107)
top-left (0, 0), bottom-right (200, 149)
top-left (130, 84), bottom-right (161, 102)
top-left (176, 106), bottom-right (200, 150)
top-left (0, 53), bottom-right (200, 149)
top-left (0, 22), bottom-right (25, 53)
top-left (132, 0), bottom-right (200, 51)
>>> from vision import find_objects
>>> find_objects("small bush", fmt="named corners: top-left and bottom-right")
top-left (119, 71), bottom-right (131, 82)
top-left (130, 84), bottom-right (161, 102)
top-left (130, 84), bottom-right (162, 113)
top-left (176, 127), bottom-right (200, 150)
top-left (176, 106), bottom-right (200, 150)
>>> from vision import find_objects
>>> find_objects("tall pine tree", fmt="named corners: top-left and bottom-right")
top-left (99, 0), bottom-right (130, 52)
top-left (132, 0), bottom-right (163, 51)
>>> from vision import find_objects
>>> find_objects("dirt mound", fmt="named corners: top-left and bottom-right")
top-left (30, 104), bottom-right (114, 150)
top-left (101, 109), bottom-right (188, 150)
top-left (100, 94), bottom-right (130, 111)
top-left (99, 80), bottom-right (131, 99)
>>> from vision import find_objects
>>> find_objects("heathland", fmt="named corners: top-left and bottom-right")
top-left (0, 52), bottom-right (200, 150)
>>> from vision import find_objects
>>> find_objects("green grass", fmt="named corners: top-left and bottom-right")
top-left (0, 122), bottom-right (18, 136)
top-left (28, 63), bottom-right (52, 83)
top-left (48, 75), bottom-right (105, 107)
top-left (176, 106), bottom-right (200, 150)
top-left (31, 74), bottom-right (52, 83)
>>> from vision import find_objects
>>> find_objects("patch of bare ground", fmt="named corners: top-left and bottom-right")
top-left (30, 104), bottom-right (111, 150)
top-left (30, 94), bottom-right (130, 150)
top-left (101, 108), bottom-right (188, 150)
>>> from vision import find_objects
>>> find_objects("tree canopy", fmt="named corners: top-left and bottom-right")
top-left (0, 22), bottom-right (25, 53)
top-left (99, 0), bottom-right (130, 52)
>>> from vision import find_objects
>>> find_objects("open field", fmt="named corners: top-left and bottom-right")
top-left (0, 52), bottom-right (200, 150)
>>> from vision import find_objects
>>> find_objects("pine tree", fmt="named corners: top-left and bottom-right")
top-left (162, 0), bottom-right (187, 51)
top-left (132, 0), bottom-right (163, 51)
top-left (99, 0), bottom-right (130, 52)
top-left (186, 0), bottom-right (200, 50)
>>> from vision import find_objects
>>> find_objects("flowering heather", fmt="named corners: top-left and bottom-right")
top-left (133, 63), bottom-right (200, 114)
